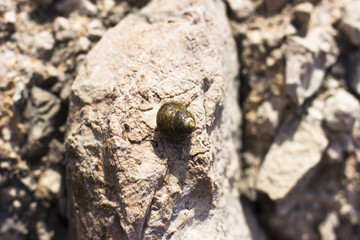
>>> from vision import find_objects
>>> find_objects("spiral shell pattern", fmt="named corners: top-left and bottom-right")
top-left (156, 101), bottom-right (196, 142)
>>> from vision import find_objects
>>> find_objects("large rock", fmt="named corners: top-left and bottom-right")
top-left (66, 0), bottom-right (250, 239)
top-left (256, 97), bottom-right (328, 200)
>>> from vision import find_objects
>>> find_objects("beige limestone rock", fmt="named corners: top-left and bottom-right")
top-left (285, 27), bottom-right (338, 105)
top-left (256, 98), bottom-right (328, 200)
top-left (66, 0), bottom-right (249, 239)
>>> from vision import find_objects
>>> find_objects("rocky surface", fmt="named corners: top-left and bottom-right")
top-left (66, 0), bottom-right (251, 239)
top-left (0, 0), bottom-right (129, 239)
top-left (233, 0), bottom-right (360, 239)
top-left (1, 0), bottom-right (360, 239)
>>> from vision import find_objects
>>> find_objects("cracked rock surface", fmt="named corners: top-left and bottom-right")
top-left (3, 0), bottom-right (360, 239)
top-left (66, 0), bottom-right (250, 239)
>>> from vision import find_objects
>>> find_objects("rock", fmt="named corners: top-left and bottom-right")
top-left (78, 0), bottom-right (98, 15)
top-left (0, 218), bottom-right (28, 236)
top-left (326, 141), bottom-right (343, 162)
top-left (0, 0), bottom-right (13, 14)
top-left (20, 175), bottom-right (38, 192)
top-left (256, 98), bottom-right (328, 200)
top-left (292, 2), bottom-right (314, 35)
top-left (75, 36), bottom-right (91, 52)
top-left (347, 51), bottom-right (360, 95)
top-left (285, 27), bottom-right (338, 105)
top-left (66, 0), bottom-right (251, 239)
top-left (43, 139), bottom-right (65, 164)
top-left (22, 87), bottom-right (61, 160)
top-left (0, 9), bottom-right (16, 40)
top-left (264, 0), bottom-right (289, 14)
top-left (36, 169), bottom-right (62, 197)
top-left (87, 19), bottom-right (105, 41)
top-left (318, 212), bottom-right (339, 240)
top-left (30, 60), bottom-right (63, 88)
top-left (97, 0), bottom-right (116, 13)
top-left (339, 0), bottom-right (360, 46)
top-left (54, 17), bottom-right (75, 41)
top-left (4, 10), bottom-right (16, 24)
top-left (324, 89), bottom-right (360, 132)
top-left (36, 221), bottom-right (55, 240)
top-left (227, 0), bottom-right (256, 19)
top-left (33, 31), bottom-right (55, 59)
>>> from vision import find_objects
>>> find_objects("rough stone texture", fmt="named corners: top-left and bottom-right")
top-left (256, 100), bottom-right (328, 200)
top-left (66, 0), bottom-right (250, 239)
top-left (285, 28), bottom-right (338, 105)
top-left (233, 0), bottom-right (360, 239)
top-left (3, 0), bottom-right (360, 239)
top-left (339, 0), bottom-right (360, 46)
top-left (0, 0), bottom-right (129, 239)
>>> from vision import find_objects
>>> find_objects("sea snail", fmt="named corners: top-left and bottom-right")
top-left (156, 101), bottom-right (196, 142)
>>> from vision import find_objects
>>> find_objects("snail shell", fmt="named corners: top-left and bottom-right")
top-left (156, 101), bottom-right (196, 142)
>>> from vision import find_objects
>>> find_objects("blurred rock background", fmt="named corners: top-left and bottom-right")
top-left (1, 0), bottom-right (360, 239)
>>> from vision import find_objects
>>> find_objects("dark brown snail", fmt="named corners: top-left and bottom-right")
top-left (156, 101), bottom-right (196, 142)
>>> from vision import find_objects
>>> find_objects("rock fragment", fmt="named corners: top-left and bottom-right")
top-left (36, 169), bottom-right (62, 197)
top-left (256, 99), bottom-right (328, 200)
top-left (87, 19), bottom-right (105, 41)
top-left (292, 2), bottom-right (313, 35)
top-left (22, 87), bottom-right (61, 160)
top-left (339, 0), bottom-right (360, 46)
top-left (54, 17), bottom-right (75, 41)
top-left (33, 31), bottom-right (55, 59)
top-left (226, 0), bottom-right (257, 19)
top-left (285, 27), bottom-right (338, 105)
top-left (324, 89), bottom-right (360, 132)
